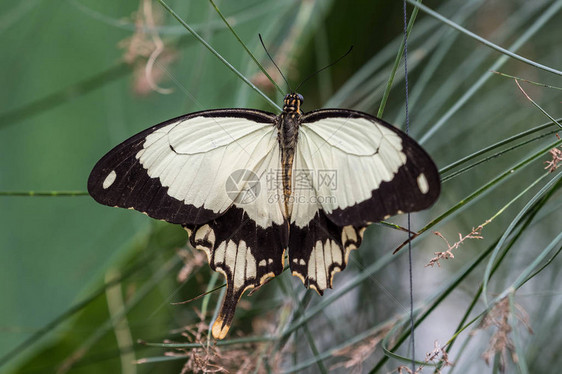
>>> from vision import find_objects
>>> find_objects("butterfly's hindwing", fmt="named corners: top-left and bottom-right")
top-left (289, 211), bottom-right (365, 294)
top-left (286, 108), bottom-right (439, 293)
top-left (187, 205), bottom-right (288, 339)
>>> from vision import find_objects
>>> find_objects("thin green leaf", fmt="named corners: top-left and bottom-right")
top-left (483, 171), bottom-right (562, 305)
top-left (156, 0), bottom-right (280, 111)
top-left (418, 0), bottom-right (562, 144)
top-left (377, 0), bottom-right (421, 117)
top-left (406, 0), bottom-right (562, 76)
top-left (208, 0), bottom-right (284, 96)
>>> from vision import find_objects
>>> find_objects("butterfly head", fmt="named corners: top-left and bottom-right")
top-left (283, 93), bottom-right (304, 114)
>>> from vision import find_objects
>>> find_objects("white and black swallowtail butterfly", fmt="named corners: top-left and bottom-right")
top-left (88, 93), bottom-right (440, 339)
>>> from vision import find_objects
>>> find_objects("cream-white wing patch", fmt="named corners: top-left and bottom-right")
top-left (296, 117), bottom-right (406, 220)
top-left (193, 223), bottom-right (215, 261)
top-left (302, 117), bottom-right (402, 156)
top-left (289, 144), bottom-right (323, 227)
top-left (289, 224), bottom-right (365, 294)
top-left (233, 142), bottom-right (285, 226)
top-left (142, 117), bottom-right (269, 154)
top-left (306, 239), bottom-right (342, 292)
top-left (134, 116), bottom-right (284, 227)
top-left (213, 240), bottom-right (257, 291)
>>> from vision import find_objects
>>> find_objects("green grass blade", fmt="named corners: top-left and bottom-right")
top-left (406, 0), bottom-right (562, 76)
top-left (60, 255), bottom-right (182, 372)
top-left (483, 171), bottom-right (562, 305)
top-left (440, 119), bottom-right (561, 175)
top-left (509, 228), bottom-right (562, 293)
top-left (418, 0), bottom-right (562, 145)
top-left (436, 184), bottom-right (556, 371)
top-left (0, 63), bottom-right (130, 129)
top-left (377, 0), bottom-right (421, 118)
top-left (441, 129), bottom-right (560, 183)
top-left (514, 80), bottom-right (562, 128)
top-left (0, 231), bottom-right (155, 367)
top-left (208, 0), bottom-right (284, 96)
top-left (418, 137), bottom-right (562, 236)
top-left (0, 191), bottom-right (88, 197)
top-left (156, 0), bottom-right (280, 111)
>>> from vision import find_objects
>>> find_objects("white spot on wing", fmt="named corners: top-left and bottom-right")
top-left (324, 241), bottom-right (332, 265)
top-left (359, 227), bottom-right (366, 238)
top-left (308, 244), bottom-right (316, 285)
top-left (417, 173), bottom-right (429, 194)
top-left (102, 170), bottom-right (117, 189)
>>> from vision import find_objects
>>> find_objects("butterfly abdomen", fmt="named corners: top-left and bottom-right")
top-left (278, 94), bottom-right (303, 218)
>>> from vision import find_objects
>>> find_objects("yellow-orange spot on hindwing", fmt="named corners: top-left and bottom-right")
top-left (212, 316), bottom-right (229, 340)
top-left (292, 270), bottom-right (306, 285)
top-left (309, 283), bottom-right (322, 295)
top-left (328, 265), bottom-right (342, 289)
top-left (260, 271), bottom-right (275, 285)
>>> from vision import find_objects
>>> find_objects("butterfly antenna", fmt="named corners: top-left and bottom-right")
top-left (259, 34), bottom-right (292, 92)
top-left (295, 45), bottom-right (353, 93)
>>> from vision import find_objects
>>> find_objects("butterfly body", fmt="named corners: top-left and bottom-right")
top-left (277, 93), bottom-right (303, 217)
top-left (88, 93), bottom-right (440, 339)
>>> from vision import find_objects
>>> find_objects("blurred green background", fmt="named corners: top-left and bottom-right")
top-left (1, 0), bottom-right (561, 373)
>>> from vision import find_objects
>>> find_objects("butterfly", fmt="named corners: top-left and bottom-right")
top-left (88, 93), bottom-right (440, 339)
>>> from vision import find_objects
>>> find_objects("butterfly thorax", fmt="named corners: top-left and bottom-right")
top-left (277, 93), bottom-right (303, 218)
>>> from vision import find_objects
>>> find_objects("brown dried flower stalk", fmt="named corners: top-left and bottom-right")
top-left (177, 248), bottom-right (207, 283)
top-left (479, 297), bottom-right (532, 373)
top-left (332, 336), bottom-right (380, 374)
top-left (544, 146), bottom-right (562, 172)
top-left (427, 220), bottom-right (489, 267)
top-left (396, 365), bottom-right (422, 374)
top-left (150, 310), bottom-right (277, 373)
top-left (394, 340), bottom-right (453, 374)
top-left (119, 0), bottom-right (175, 95)
top-left (331, 325), bottom-right (392, 374)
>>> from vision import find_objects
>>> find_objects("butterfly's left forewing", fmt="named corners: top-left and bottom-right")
top-left (88, 109), bottom-right (282, 224)
top-left (288, 109), bottom-right (440, 293)
top-left (88, 109), bottom-right (288, 339)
